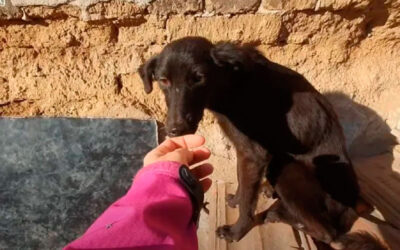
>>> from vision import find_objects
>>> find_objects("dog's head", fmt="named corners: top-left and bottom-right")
top-left (139, 36), bottom-right (252, 137)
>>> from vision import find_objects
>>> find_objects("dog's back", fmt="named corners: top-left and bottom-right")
top-left (210, 43), bottom-right (347, 157)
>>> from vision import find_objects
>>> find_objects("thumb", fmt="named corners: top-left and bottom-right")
top-left (174, 148), bottom-right (194, 165)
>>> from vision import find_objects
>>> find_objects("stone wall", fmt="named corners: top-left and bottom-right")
top-left (0, 0), bottom-right (399, 180)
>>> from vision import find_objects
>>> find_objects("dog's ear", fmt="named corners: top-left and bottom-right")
top-left (210, 42), bottom-right (248, 71)
top-left (138, 55), bottom-right (158, 94)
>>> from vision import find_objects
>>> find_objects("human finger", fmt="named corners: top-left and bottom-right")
top-left (190, 147), bottom-right (211, 165)
top-left (190, 163), bottom-right (214, 180)
top-left (200, 178), bottom-right (212, 192)
top-left (154, 134), bottom-right (205, 156)
top-left (168, 134), bottom-right (205, 149)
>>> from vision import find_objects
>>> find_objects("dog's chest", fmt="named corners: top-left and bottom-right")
top-left (211, 111), bottom-right (268, 161)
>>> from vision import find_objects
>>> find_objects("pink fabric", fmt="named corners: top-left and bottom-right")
top-left (63, 161), bottom-right (198, 250)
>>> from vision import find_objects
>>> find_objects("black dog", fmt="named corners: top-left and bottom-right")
top-left (139, 37), bottom-right (372, 244)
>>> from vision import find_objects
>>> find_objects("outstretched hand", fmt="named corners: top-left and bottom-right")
top-left (144, 134), bottom-right (213, 192)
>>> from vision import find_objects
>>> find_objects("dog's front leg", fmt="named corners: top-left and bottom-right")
top-left (217, 156), bottom-right (266, 242)
top-left (226, 151), bottom-right (274, 207)
top-left (225, 151), bottom-right (246, 208)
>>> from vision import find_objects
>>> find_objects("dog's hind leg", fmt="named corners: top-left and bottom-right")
top-left (264, 199), bottom-right (336, 245)
top-left (216, 157), bottom-right (266, 242)
top-left (260, 201), bottom-right (336, 248)
top-left (263, 200), bottom-right (305, 229)
top-left (244, 200), bottom-right (304, 231)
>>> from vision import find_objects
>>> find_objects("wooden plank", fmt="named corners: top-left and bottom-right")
top-left (217, 181), bottom-right (228, 250)
top-left (206, 181), bottom-right (217, 250)
top-left (198, 206), bottom-right (211, 250)
top-left (353, 153), bottom-right (400, 228)
top-left (199, 158), bottom-right (400, 250)
top-left (352, 153), bottom-right (400, 249)
top-left (299, 231), bottom-right (317, 250)
top-left (351, 217), bottom-right (400, 250)
top-left (225, 183), bottom-right (264, 250)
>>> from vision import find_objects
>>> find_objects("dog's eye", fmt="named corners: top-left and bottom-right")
top-left (191, 73), bottom-right (204, 85)
top-left (158, 77), bottom-right (171, 87)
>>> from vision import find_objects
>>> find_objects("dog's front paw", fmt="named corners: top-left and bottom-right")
top-left (226, 194), bottom-right (239, 208)
top-left (216, 225), bottom-right (235, 242)
top-left (217, 222), bottom-right (254, 242)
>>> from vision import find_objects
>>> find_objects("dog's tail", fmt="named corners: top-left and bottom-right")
top-left (329, 231), bottom-right (388, 250)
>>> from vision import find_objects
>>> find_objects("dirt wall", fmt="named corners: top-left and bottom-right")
top-left (0, 0), bottom-right (399, 181)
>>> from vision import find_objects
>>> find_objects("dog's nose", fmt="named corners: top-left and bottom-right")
top-left (168, 127), bottom-right (181, 137)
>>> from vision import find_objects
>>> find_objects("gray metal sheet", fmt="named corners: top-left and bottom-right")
top-left (0, 118), bottom-right (157, 249)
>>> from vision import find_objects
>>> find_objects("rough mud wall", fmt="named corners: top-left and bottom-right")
top-left (0, 0), bottom-right (399, 181)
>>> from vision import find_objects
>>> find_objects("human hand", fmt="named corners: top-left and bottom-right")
top-left (143, 134), bottom-right (213, 192)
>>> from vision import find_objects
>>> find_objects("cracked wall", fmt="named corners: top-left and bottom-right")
top-left (0, 0), bottom-right (399, 179)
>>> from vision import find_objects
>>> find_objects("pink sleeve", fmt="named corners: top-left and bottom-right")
top-left (63, 161), bottom-right (198, 250)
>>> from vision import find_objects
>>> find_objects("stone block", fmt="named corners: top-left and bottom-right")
top-left (0, 20), bottom-right (115, 48)
top-left (261, 0), bottom-right (283, 10)
top-left (149, 0), bottom-right (202, 15)
top-left (86, 0), bottom-right (145, 20)
top-left (118, 15), bottom-right (167, 46)
top-left (167, 14), bottom-right (282, 44)
top-left (21, 5), bottom-right (81, 19)
top-left (0, 0), bottom-right (23, 20)
top-left (261, 0), bottom-right (317, 10)
top-left (205, 0), bottom-right (260, 14)
top-left (316, 0), bottom-right (372, 10)
top-left (260, 0), bottom-right (371, 11)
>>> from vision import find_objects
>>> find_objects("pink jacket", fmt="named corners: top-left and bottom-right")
top-left (63, 161), bottom-right (198, 250)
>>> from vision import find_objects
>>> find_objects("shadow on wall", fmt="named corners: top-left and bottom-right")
top-left (326, 92), bottom-right (397, 158)
top-left (326, 92), bottom-right (400, 249)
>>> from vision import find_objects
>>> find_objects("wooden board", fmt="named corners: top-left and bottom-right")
top-left (199, 153), bottom-right (400, 249)
top-left (199, 181), bottom-right (317, 250)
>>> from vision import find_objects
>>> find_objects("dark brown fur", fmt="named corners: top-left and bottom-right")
top-left (138, 37), bottom-right (372, 243)
top-left (258, 156), bottom-right (387, 250)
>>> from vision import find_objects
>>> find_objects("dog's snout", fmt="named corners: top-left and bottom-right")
top-left (168, 127), bottom-right (181, 137)
top-left (167, 123), bottom-right (195, 137)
